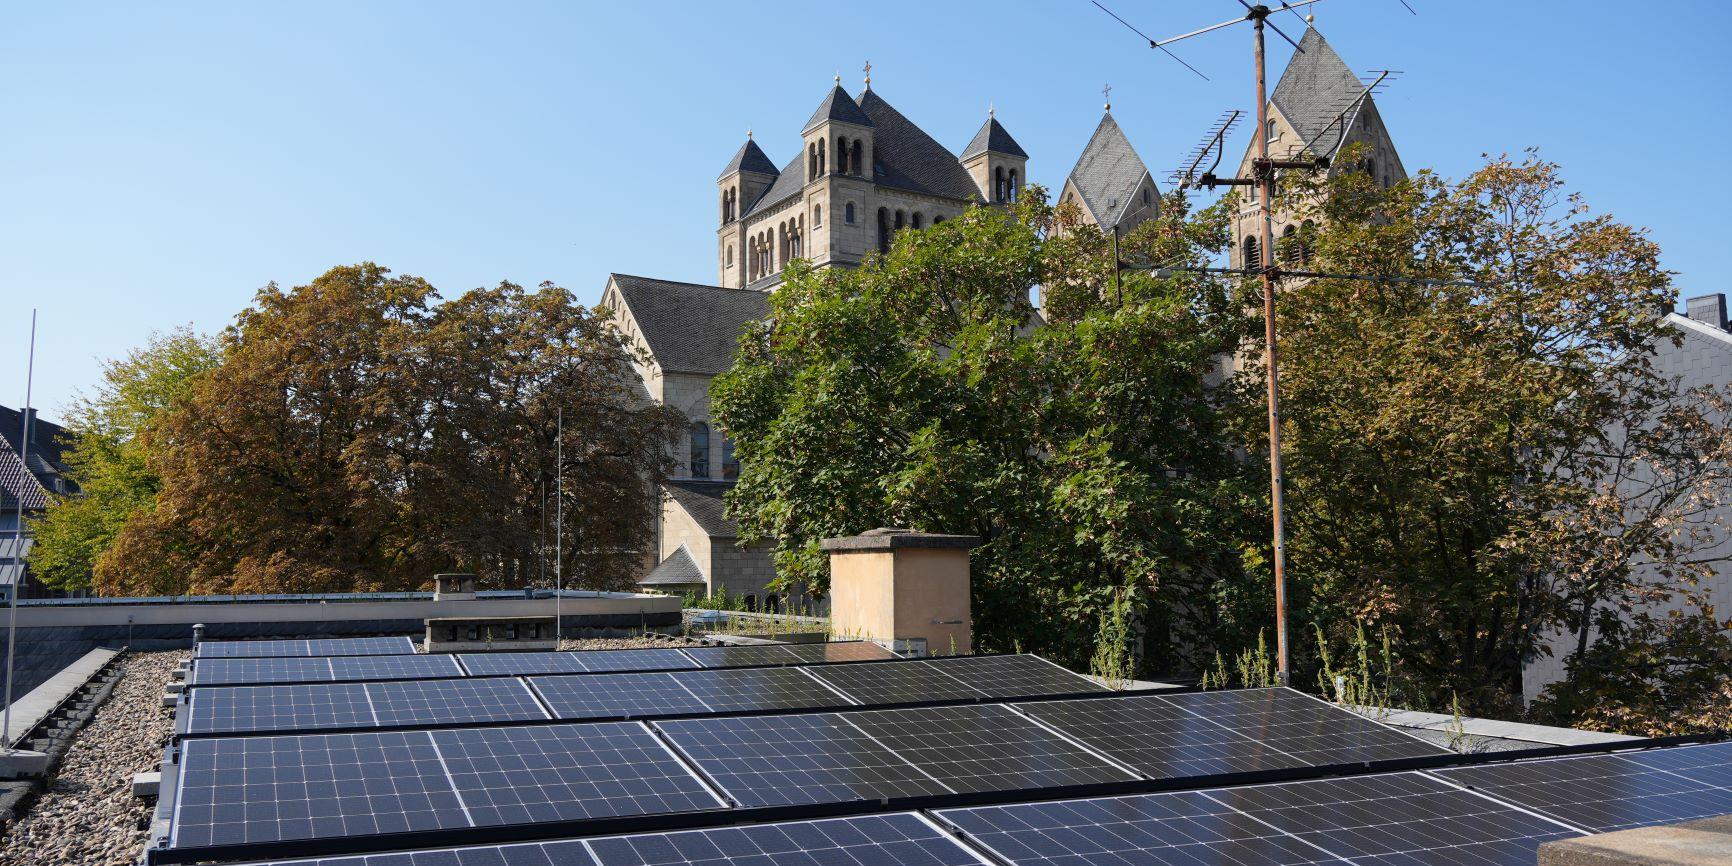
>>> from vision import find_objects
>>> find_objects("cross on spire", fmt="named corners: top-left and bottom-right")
top-left (1102, 83), bottom-right (1113, 111)
top-left (863, 60), bottom-right (872, 89)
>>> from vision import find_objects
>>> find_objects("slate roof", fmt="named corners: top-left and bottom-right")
top-left (1066, 112), bottom-right (1152, 228)
top-left (0, 439), bottom-right (47, 512)
top-left (858, 90), bottom-right (983, 201)
top-left (640, 544), bottom-right (705, 587)
top-left (718, 138), bottom-right (779, 180)
top-left (803, 85), bottom-right (874, 132)
top-left (0, 407), bottom-right (70, 512)
top-left (743, 155), bottom-right (806, 218)
top-left (664, 480), bottom-right (739, 539)
top-left (960, 116), bottom-right (1027, 160)
top-left (610, 275), bottom-right (770, 377)
top-left (1270, 27), bottom-right (1368, 145)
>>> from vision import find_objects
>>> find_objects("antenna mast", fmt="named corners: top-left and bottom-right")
top-left (4, 310), bottom-right (37, 750)
top-left (554, 407), bottom-right (563, 649)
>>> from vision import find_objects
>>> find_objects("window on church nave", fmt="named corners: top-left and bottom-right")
top-left (844, 202), bottom-right (855, 224)
top-left (690, 421), bottom-right (711, 478)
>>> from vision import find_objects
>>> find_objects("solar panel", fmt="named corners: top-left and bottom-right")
top-left (1165, 689), bottom-right (1445, 766)
top-left (194, 636), bottom-right (418, 658)
top-left (922, 655), bottom-right (1107, 699)
top-left (527, 672), bottom-right (711, 720)
top-left (172, 731), bottom-right (471, 849)
top-left (365, 677), bottom-right (550, 728)
top-left (569, 648), bottom-right (699, 673)
top-left (186, 683), bottom-right (374, 735)
top-left (1017, 693), bottom-right (1302, 778)
top-left (803, 660), bottom-right (984, 705)
top-left (459, 651), bottom-right (592, 677)
top-left (670, 666), bottom-right (855, 714)
top-left (1434, 743), bottom-right (1732, 833)
top-left (585, 813), bottom-right (988, 866)
top-left (189, 657), bottom-right (336, 686)
top-left (229, 812), bottom-right (985, 866)
top-left (428, 723), bottom-right (725, 826)
top-left (777, 641), bottom-right (898, 665)
top-left (841, 704), bottom-right (1137, 793)
top-left (935, 771), bottom-right (1581, 866)
top-left (654, 713), bottom-right (955, 806)
top-left (681, 644), bottom-right (806, 668)
top-left (329, 654), bottom-right (465, 683)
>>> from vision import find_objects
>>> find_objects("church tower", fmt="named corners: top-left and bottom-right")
top-left (716, 135), bottom-right (778, 287)
top-left (1230, 24), bottom-right (1405, 270)
top-left (1058, 98), bottom-right (1159, 236)
top-left (960, 108), bottom-right (1028, 205)
top-left (800, 78), bottom-right (876, 271)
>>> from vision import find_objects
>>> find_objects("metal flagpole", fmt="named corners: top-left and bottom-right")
top-left (4, 310), bottom-right (38, 750)
top-left (554, 408), bottom-right (562, 649)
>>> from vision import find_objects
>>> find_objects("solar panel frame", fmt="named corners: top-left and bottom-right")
top-left (666, 666), bottom-right (857, 715)
top-left (1161, 688), bottom-right (1448, 766)
top-left (188, 657), bottom-right (336, 687)
top-left (185, 683), bottom-right (376, 736)
top-left (774, 641), bottom-right (899, 665)
top-left (194, 636), bottom-right (419, 659)
top-left (458, 652), bottom-right (593, 677)
top-left (1432, 742), bottom-right (1732, 833)
top-left (365, 678), bottom-right (552, 729)
top-left (839, 703), bottom-right (1139, 793)
top-left (921, 655), bottom-right (1108, 699)
top-left (1015, 692), bottom-right (1306, 779)
top-left (680, 644), bottom-right (806, 668)
top-left (330, 655), bottom-right (466, 683)
top-left (526, 672), bottom-right (711, 720)
top-left (567, 648), bottom-right (700, 673)
top-left (802, 660), bottom-right (987, 705)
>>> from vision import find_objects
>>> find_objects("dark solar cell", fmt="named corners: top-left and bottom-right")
top-left (670, 666), bottom-right (854, 714)
top-left (459, 652), bottom-right (591, 677)
top-left (586, 813), bottom-right (985, 866)
top-left (655, 713), bottom-right (954, 806)
top-left (172, 731), bottom-right (470, 849)
top-left (1212, 772), bottom-right (1580, 865)
top-left (194, 636), bottom-right (418, 658)
top-left (1435, 744), bottom-right (1732, 833)
top-left (195, 639), bottom-right (309, 659)
top-left (190, 657), bottom-right (334, 686)
top-left (186, 683), bottom-right (374, 735)
top-left (776, 641), bottom-right (898, 665)
top-left (365, 678), bottom-right (550, 728)
top-left (429, 723), bottom-right (724, 826)
top-left (1018, 693), bottom-right (1318, 778)
top-left (843, 704), bottom-right (1136, 793)
top-left (681, 644), bottom-right (805, 668)
top-left (527, 672), bottom-right (710, 720)
top-left (306, 637), bottom-right (420, 657)
top-left (329, 654), bottom-right (466, 682)
top-left (936, 788), bottom-right (1333, 866)
top-left (571, 648), bottom-right (699, 673)
top-left (922, 655), bottom-right (1106, 698)
top-left (1161, 688), bottom-right (1446, 766)
top-left (803, 660), bottom-right (984, 705)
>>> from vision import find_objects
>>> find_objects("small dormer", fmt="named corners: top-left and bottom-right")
top-left (961, 108), bottom-right (1029, 204)
top-left (802, 79), bottom-right (874, 185)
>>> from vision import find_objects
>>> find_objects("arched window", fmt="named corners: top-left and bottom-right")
top-left (837, 136), bottom-right (849, 173)
top-left (814, 204), bottom-right (822, 228)
top-left (1365, 158), bottom-right (1376, 179)
top-left (894, 210), bottom-right (905, 230)
top-left (1299, 220), bottom-right (1316, 265)
top-left (911, 212), bottom-right (923, 229)
top-left (845, 202), bottom-right (855, 224)
top-left (1281, 224), bottom-right (1298, 264)
top-left (1142, 187), bottom-right (1151, 206)
top-left (1242, 235), bottom-right (1261, 270)
top-left (932, 215), bottom-right (944, 225)
top-left (689, 422), bottom-right (711, 478)
top-left (808, 143), bottom-right (817, 179)
top-left (1008, 169), bottom-right (1019, 202)
top-left (994, 166), bottom-right (1006, 202)
top-left (877, 207), bottom-right (890, 253)
top-left (1266, 118), bottom-right (1278, 141)
top-left (817, 138), bottom-right (826, 175)
top-left (852, 139), bottom-right (864, 175)
top-left (726, 245), bottom-right (733, 266)
top-left (722, 438), bottom-right (739, 480)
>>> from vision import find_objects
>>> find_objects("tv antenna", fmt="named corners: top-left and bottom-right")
top-left (1169, 109), bottom-right (1243, 189)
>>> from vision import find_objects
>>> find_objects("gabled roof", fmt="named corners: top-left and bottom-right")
top-left (0, 406), bottom-right (70, 471)
top-left (0, 439), bottom-right (47, 512)
top-left (640, 544), bottom-right (705, 586)
top-left (1066, 112), bottom-right (1152, 227)
top-left (609, 275), bottom-right (770, 377)
top-left (858, 90), bottom-right (983, 201)
top-left (718, 138), bottom-right (779, 180)
top-left (961, 116), bottom-right (1027, 161)
top-left (1270, 27), bottom-right (1368, 145)
top-left (742, 155), bottom-right (805, 218)
top-left (0, 407), bottom-right (70, 512)
top-left (664, 480), bottom-right (739, 539)
top-left (803, 85), bottom-right (874, 133)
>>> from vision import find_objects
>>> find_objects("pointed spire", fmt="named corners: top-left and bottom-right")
top-left (862, 60), bottom-right (872, 90)
top-left (961, 112), bottom-right (1028, 161)
top-left (719, 136), bottom-right (778, 180)
top-left (803, 81), bottom-right (873, 133)
top-left (1066, 112), bottom-right (1152, 227)
top-left (1270, 26), bottom-right (1367, 144)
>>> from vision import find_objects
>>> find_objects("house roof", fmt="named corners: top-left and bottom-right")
top-left (1270, 27), bottom-right (1368, 146)
top-left (1066, 112), bottom-right (1152, 228)
top-left (858, 90), bottom-right (983, 201)
top-left (718, 138), bottom-right (779, 180)
top-left (0, 439), bottom-right (47, 512)
top-left (0, 407), bottom-right (67, 513)
top-left (0, 406), bottom-right (70, 472)
top-left (803, 85), bottom-right (874, 133)
top-left (639, 544), bottom-right (705, 587)
top-left (664, 480), bottom-right (739, 539)
top-left (610, 275), bottom-right (770, 377)
top-left (961, 115), bottom-right (1027, 160)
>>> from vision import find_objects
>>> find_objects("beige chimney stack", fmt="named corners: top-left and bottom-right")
top-left (820, 528), bottom-right (980, 656)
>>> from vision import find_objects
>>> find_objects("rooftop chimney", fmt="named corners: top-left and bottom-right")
top-left (1685, 294), bottom-right (1729, 331)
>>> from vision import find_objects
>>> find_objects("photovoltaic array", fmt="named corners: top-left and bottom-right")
top-left (1433, 740), bottom-right (1732, 832)
top-left (193, 636), bottom-right (421, 659)
top-left (188, 654), bottom-right (465, 687)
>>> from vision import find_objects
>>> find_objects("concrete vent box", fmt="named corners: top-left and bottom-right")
top-left (426, 615), bottom-right (557, 653)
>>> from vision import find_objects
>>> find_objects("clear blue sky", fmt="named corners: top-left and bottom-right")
top-left (5, 1), bottom-right (1730, 423)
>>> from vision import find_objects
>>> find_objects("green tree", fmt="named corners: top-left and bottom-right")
top-left (1247, 150), bottom-right (1732, 717)
top-left (26, 327), bottom-right (220, 591)
top-left (711, 190), bottom-right (1262, 671)
top-left (101, 263), bottom-right (682, 595)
